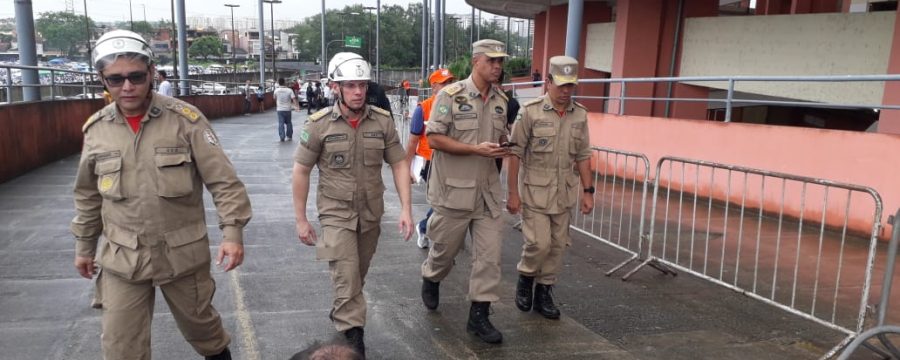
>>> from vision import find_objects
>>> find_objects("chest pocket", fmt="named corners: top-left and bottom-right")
top-left (453, 117), bottom-right (479, 145)
top-left (530, 126), bottom-right (557, 153)
top-left (94, 153), bottom-right (124, 201)
top-left (154, 148), bottom-right (194, 198)
top-left (363, 136), bottom-right (385, 166)
top-left (324, 140), bottom-right (352, 169)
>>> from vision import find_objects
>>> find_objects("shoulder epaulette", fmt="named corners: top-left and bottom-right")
top-left (573, 101), bottom-right (587, 110)
top-left (494, 88), bottom-right (508, 102)
top-left (309, 108), bottom-right (332, 122)
top-left (370, 106), bottom-right (391, 117)
top-left (523, 98), bottom-right (543, 107)
top-left (442, 82), bottom-right (464, 96)
top-left (165, 101), bottom-right (202, 123)
top-left (82, 112), bottom-right (102, 133)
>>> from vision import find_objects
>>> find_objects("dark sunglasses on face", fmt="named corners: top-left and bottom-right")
top-left (103, 71), bottom-right (148, 87)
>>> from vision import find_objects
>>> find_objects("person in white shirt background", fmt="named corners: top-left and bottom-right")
top-left (273, 77), bottom-right (299, 142)
top-left (156, 70), bottom-right (173, 97)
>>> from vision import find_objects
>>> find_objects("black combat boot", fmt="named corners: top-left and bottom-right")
top-left (466, 302), bottom-right (503, 344)
top-left (533, 284), bottom-right (561, 319)
top-left (343, 327), bottom-right (366, 359)
top-left (515, 275), bottom-right (535, 312)
top-left (205, 347), bottom-right (231, 360)
top-left (422, 278), bottom-right (440, 310)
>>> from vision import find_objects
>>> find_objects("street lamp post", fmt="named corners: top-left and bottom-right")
top-left (225, 4), bottom-right (240, 83)
top-left (324, 39), bottom-right (345, 74)
top-left (363, 7), bottom-right (376, 62)
top-left (84, 0), bottom-right (92, 72)
top-left (262, 0), bottom-right (281, 80)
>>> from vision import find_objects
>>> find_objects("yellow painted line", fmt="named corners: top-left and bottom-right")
top-left (229, 269), bottom-right (260, 360)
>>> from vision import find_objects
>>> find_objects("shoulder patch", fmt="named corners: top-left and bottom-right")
top-left (369, 106), bottom-right (391, 117)
top-left (82, 113), bottom-right (101, 133)
top-left (523, 98), bottom-right (543, 107)
top-left (574, 101), bottom-right (588, 110)
top-left (442, 82), bottom-right (464, 96)
top-left (309, 108), bottom-right (332, 122)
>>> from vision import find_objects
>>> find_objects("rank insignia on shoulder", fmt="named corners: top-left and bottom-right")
top-left (370, 106), bottom-right (390, 117)
top-left (309, 108), bottom-right (332, 122)
top-left (443, 82), bottom-right (464, 96)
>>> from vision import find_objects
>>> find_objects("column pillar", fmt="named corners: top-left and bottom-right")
top-left (878, 7), bottom-right (900, 134)
top-left (608, 0), bottom-right (665, 116)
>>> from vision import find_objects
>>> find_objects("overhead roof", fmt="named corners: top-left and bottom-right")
top-left (465, 0), bottom-right (611, 19)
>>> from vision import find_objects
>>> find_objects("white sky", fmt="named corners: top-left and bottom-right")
top-left (0, 0), bottom-right (483, 24)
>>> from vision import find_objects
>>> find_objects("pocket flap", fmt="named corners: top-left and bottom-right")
top-left (104, 223), bottom-right (138, 250)
top-left (445, 177), bottom-right (476, 188)
top-left (363, 138), bottom-right (385, 149)
top-left (567, 173), bottom-right (581, 187)
top-left (454, 119), bottom-right (479, 131)
top-left (524, 172), bottom-right (553, 186)
top-left (533, 127), bottom-right (557, 137)
top-left (94, 157), bottom-right (122, 175)
top-left (155, 152), bottom-right (192, 168)
top-left (322, 187), bottom-right (354, 201)
top-left (164, 222), bottom-right (207, 248)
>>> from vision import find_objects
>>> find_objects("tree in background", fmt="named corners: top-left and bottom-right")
top-left (189, 36), bottom-right (223, 60)
top-left (35, 11), bottom-right (94, 57)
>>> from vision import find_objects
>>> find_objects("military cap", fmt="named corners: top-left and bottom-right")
top-left (549, 56), bottom-right (579, 86)
top-left (472, 39), bottom-right (509, 58)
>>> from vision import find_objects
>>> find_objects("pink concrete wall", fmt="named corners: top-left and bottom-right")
top-left (589, 113), bottom-right (900, 238)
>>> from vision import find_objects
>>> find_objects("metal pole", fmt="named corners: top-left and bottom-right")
top-left (321, 0), bottom-right (326, 76)
top-left (15, 0), bottom-right (40, 101)
top-left (225, 4), bottom-right (239, 83)
top-left (506, 16), bottom-right (510, 54)
top-left (421, 0), bottom-right (427, 83)
top-left (725, 78), bottom-right (734, 122)
top-left (170, 0), bottom-right (177, 87)
top-left (258, 0), bottom-right (266, 89)
top-left (432, 0), bottom-right (439, 69)
top-left (129, 0), bottom-right (134, 31)
top-left (270, 2), bottom-right (275, 79)
top-left (142, 4), bottom-right (146, 22)
top-left (664, 0), bottom-right (685, 118)
top-left (470, 7), bottom-right (475, 45)
top-left (477, 10), bottom-right (481, 40)
top-left (440, 0), bottom-right (445, 66)
top-left (176, 0), bottom-right (188, 95)
top-left (84, 0), bottom-right (92, 73)
top-left (376, 0), bottom-right (381, 83)
top-left (424, 0), bottom-right (430, 71)
top-left (564, 0), bottom-right (583, 57)
top-left (527, 19), bottom-right (531, 57)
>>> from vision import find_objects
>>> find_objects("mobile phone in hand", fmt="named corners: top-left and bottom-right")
top-left (500, 142), bottom-right (518, 147)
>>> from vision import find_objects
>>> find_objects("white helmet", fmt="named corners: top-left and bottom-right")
top-left (328, 52), bottom-right (370, 82)
top-left (93, 30), bottom-right (153, 67)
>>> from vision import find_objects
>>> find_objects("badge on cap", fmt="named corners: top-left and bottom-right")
top-left (356, 65), bottom-right (364, 77)
top-left (203, 129), bottom-right (218, 146)
top-left (112, 39), bottom-right (125, 49)
top-left (495, 46), bottom-right (502, 52)
top-left (441, 69), bottom-right (449, 76)
top-left (563, 66), bottom-right (573, 74)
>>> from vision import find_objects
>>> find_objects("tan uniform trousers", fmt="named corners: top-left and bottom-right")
top-left (321, 223), bottom-right (381, 332)
top-left (517, 207), bottom-right (571, 285)
top-left (421, 210), bottom-right (505, 302)
top-left (100, 269), bottom-right (228, 359)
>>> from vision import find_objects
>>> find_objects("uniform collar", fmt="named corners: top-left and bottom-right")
top-left (329, 102), bottom-right (370, 123)
top-left (540, 95), bottom-right (575, 113)
top-left (104, 93), bottom-right (162, 124)
top-left (463, 77), bottom-right (496, 100)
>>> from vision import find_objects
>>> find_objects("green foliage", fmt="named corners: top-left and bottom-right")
top-left (189, 36), bottom-right (223, 60)
top-left (504, 57), bottom-right (532, 78)
top-left (35, 11), bottom-right (94, 56)
top-left (448, 55), bottom-right (471, 81)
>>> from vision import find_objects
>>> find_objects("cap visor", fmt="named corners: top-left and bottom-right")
top-left (483, 52), bottom-right (509, 58)
top-left (552, 75), bottom-right (578, 85)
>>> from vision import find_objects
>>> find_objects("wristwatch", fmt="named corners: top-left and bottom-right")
top-left (583, 186), bottom-right (595, 194)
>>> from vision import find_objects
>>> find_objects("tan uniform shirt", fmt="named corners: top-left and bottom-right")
top-left (293, 104), bottom-right (405, 233)
top-left (509, 95), bottom-right (592, 214)
top-left (71, 95), bottom-right (252, 284)
top-left (425, 77), bottom-right (509, 218)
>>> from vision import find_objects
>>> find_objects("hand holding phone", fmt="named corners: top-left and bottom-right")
top-left (500, 142), bottom-right (518, 147)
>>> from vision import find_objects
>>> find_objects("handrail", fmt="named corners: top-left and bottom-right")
top-left (502, 74), bottom-right (900, 121)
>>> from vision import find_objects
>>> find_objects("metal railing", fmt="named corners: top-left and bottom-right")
top-left (503, 74), bottom-right (900, 121)
top-left (0, 63), bottom-right (103, 103)
top-left (617, 156), bottom-right (882, 359)
top-left (571, 147), bottom-right (654, 276)
top-left (836, 208), bottom-right (900, 359)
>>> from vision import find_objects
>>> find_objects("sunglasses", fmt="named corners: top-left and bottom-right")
top-left (103, 71), bottom-right (148, 87)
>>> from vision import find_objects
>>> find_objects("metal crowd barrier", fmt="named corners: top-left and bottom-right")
top-left (570, 146), bottom-right (654, 276)
top-left (620, 156), bottom-right (882, 358)
top-left (836, 208), bottom-right (900, 359)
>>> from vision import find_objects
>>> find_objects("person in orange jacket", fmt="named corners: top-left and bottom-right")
top-left (404, 68), bottom-right (455, 249)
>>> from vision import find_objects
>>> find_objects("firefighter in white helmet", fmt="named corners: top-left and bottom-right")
top-left (292, 52), bottom-right (413, 358)
top-left (72, 29), bottom-right (250, 360)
